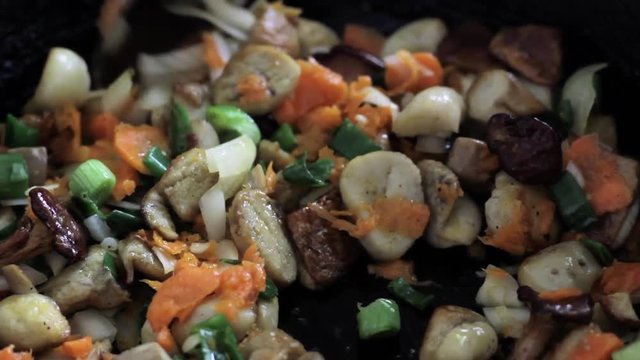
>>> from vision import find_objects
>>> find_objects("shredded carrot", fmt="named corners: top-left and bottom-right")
top-left (599, 261), bottom-right (640, 295)
top-left (569, 332), bottom-right (623, 360)
top-left (308, 203), bottom-right (376, 238)
top-left (539, 288), bottom-right (583, 301)
top-left (342, 76), bottom-right (393, 137)
top-left (274, 60), bottom-right (348, 125)
top-left (372, 197), bottom-right (430, 239)
top-left (151, 231), bottom-right (188, 256)
top-left (318, 146), bottom-right (348, 185)
top-left (291, 126), bottom-right (331, 160)
top-left (368, 259), bottom-right (417, 284)
top-left (480, 202), bottom-right (530, 255)
top-left (88, 112), bottom-right (120, 141)
top-left (265, 162), bottom-right (278, 195)
top-left (485, 266), bottom-right (510, 279)
top-left (60, 336), bottom-right (93, 358)
top-left (237, 74), bottom-right (271, 107)
top-left (297, 105), bottom-right (343, 133)
top-left (157, 326), bottom-right (178, 353)
top-left (0, 346), bottom-right (33, 360)
top-left (565, 134), bottom-right (633, 214)
top-left (343, 24), bottom-right (385, 55)
top-left (202, 32), bottom-right (226, 69)
top-left (90, 140), bottom-right (140, 201)
top-left (384, 50), bottom-right (443, 95)
top-left (175, 252), bottom-right (200, 272)
top-left (49, 104), bottom-right (91, 164)
top-left (243, 244), bottom-right (264, 265)
top-left (113, 123), bottom-right (169, 175)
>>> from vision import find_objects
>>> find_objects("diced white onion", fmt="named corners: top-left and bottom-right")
top-left (152, 247), bottom-right (176, 274)
top-left (617, 198), bottom-right (640, 245)
top-left (204, 0), bottom-right (255, 32)
top-left (565, 161), bottom-right (585, 188)
top-left (205, 134), bottom-right (257, 199)
top-left (19, 265), bottom-right (48, 286)
top-left (190, 242), bottom-right (212, 254)
top-left (215, 239), bottom-right (239, 260)
top-left (199, 187), bottom-right (226, 241)
top-left (85, 215), bottom-right (116, 243)
top-left (363, 87), bottom-right (399, 120)
top-left (100, 237), bottom-right (119, 251)
top-left (415, 135), bottom-right (449, 154)
top-left (138, 45), bottom-right (208, 87)
top-left (164, 4), bottom-right (248, 41)
top-left (102, 68), bottom-right (134, 116)
top-left (561, 63), bottom-right (608, 135)
top-left (182, 334), bottom-right (201, 354)
top-left (70, 309), bottom-right (117, 342)
top-left (256, 299), bottom-right (279, 330)
top-left (25, 47), bottom-right (91, 111)
top-left (45, 252), bottom-right (67, 276)
top-left (192, 119), bottom-right (220, 149)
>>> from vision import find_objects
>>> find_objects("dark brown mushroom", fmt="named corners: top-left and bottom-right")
top-left (29, 188), bottom-right (88, 262)
top-left (508, 314), bottom-right (558, 360)
top-left (489, 25), bottom-right (562, 85)
top-left (518, 286), bottom-right (593, 323)
top-left (314, 45), bottom-right (384, 82)
top-left (0, 217), bottom-right (52, 267)
top-left (437, 22), bottom-right (501, 73)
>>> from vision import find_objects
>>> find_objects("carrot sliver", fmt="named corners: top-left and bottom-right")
top-left (0, 346), bottom-right (33, 360)
top-left (50, 104), bottom-right (91, 164)
top-left (60, 336), bottom-right (93, 358)
top-left (372, 197), bottom-right (430, 239)
top-left (485, 266), bottom-right (510, 279)
top-left (88, 112), bottom-right (120, 141)
top-left (480, 202), bottom-right (530, 255)
top-left (157, 326), bottom-right (177, 353)
top-left (384, 50), bottom-right (443, 95)
top-left (368, 259), bottom-right (417, 284)
top-left (599, 261), bottom-right (640, 295)
top-left (113, 123), bottom-right (169, 175)
top-left (90, 140), bottom-right (139, 201)
top-left (569, 332), bottom-right (623, 360)
top-left (202, 32), bottom-right (226, 69)
top-left (538, 288), bottom-right (583, 301)
top-left (343, 24), bottom-right (385, 55)
top-left (297, 105), bottom-right (343, 133)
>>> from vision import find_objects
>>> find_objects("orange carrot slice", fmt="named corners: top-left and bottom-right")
top-left (113, 123), bottom-right (169, 175)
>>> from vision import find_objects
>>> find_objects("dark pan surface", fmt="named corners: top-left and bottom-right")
top-left (2, 0), bottom-right (640, 359)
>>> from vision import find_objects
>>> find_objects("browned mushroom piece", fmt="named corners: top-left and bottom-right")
top-left (517, 286), bottom-right (594, 323)
top-left (240, 328), bottom-right (325, 360)
top-left (314, 45), bottom-right (384, 82)
top-left (489, 25), bottom-right (562, 85)
top-left (437, 22), bottom-right (501, 73)
top-left (446, 137), bottom-right (500, 192)
top-left (600, 292), bottom-right (640, 328)
top-left (0, 217), bottom-right (53, 267)
top-left (250, 4), bottom-right (301, 57)
top-left (286, 191), bottom-right (360, 290)
top-left (508, 314), bottom-right (558, 360)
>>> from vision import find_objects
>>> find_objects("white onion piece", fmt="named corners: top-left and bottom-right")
top-left (24, 183), bottom-right (59, 197)
top-left (190, 242), bottom-right (211, 254)
top-left (106, 200), bottom-right (142, 211)
top-left (617, 198), bottom-right (640, 246)
top-left (182, 334), bottom-right (201, 354)
top-left (199, 187), bottom-right (226, 241)
top-left (164, 4), bottom-right (248, 41)
top-left (17, 265), bottom-right (47, 286)
top-left (215, 240), bottom-right (239, 260)
top-left (363, 87), bottom-right (399, 120)
top-left (45, 252), bottom-right (67, 276)
top-left (209, 31), bottom-right (233, 80)
top-left (565, 161), bottom-right (585, 189)
top-left (102, 68), bottom-right (134, 116)
top-left (152, 247), bottom-right (176, 274)
top-left (101, 237), bottom-right (119, 251)
top-left (138, 45), bottom-right (208, 86)
top-left (70, 309), bottom-right (117, 342)
top-left (205, 134), bottom-right (257, 199)
top-left (204, 0), bottom-right (255, 32)
top-left (85, 215), bottom-right (115, 243)
top-left (415, 135), bottom-right (449, 154)
top-left (561, 63), bottom-right (608, 135)
top-left (192, 119), bottom-right (220, 149)
top-left (25, 48), bottom-right (91, 111)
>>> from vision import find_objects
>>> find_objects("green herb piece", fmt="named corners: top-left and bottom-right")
top-left (549, 172), bottom-right (597, 231)
top-left (357, 298), bottom-right (401, 339)
top-left (271, 124), bottom-right (297, 152)
top-left (387, 278), bottom-right (434, 310)
top-left (259, 277), bottom-right (278, 301)
top-left (103, 251), bottom-right (119, 279)
top-left (329, 119), bottom-right (381, 159)
top-left (171, 103), bottom-right (194, 156)
top-left (191, 314), bottom-right (243, 360)
top-left (282, 153), bottom-right (333, 187)
top-left (74, 192), bottom-right (105, 219)
top-left (106, 210), bottom-right (145, 237)
top-left (220, 258), bottom-right (241, 265)
top-left (0, 153), bottom-right (29, 199)
top-left (143, 146), bottom-right (171, 178)
top-left (581, 237), bottom-right (614, 266)
top-left (6, 114), bottom-right (39, 148)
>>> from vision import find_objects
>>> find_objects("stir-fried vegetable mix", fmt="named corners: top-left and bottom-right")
top-left (1, 1), bottom-right (639, 359)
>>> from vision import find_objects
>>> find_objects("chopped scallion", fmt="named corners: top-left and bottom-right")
top-left (271, 124), bottom-right (297, 152)
top-left (0, 207), bottom-right (17, 239)
top-left (220, 258), bottom-right (241, 265)
top-left (6, 114), bottom-right (39, 148)
top-left (357, 298), bottom-right (401, 339)
top-left (103, 251), bottom-right (119, 279)
top-left (329, 119), bottom-right (381, 159)
top-left (549, 172), bottom-right (597, 231)
top-left (143, 146), bottom-right (170, 178)
top-left (206, 105), bottom-right (261, 145)
top-left (106, 210), bottom-right (144, 237)
top-left (170, 102), bottom-right (194, 156)
top-left (191, 314), bottom-right (242, 360)
top-left (69, 159), bottom-right (116, 205)
top-left (282, 153), bottom-right (333, 187)
top-left (74, 192), bottom-right (105, 219)
top-left (581, 237), bottom-right (614, 266)
top-left (259, 277), bottom-right (278, 301)
top-left (0, 153), bottom-right (29, 200)
top-left (387, 277), bottom-right (434, 310)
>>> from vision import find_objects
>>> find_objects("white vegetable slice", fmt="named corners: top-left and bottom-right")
top-left (560, 63), bottom-right (608, 135)
top-left (518, 240), bottom-right (602, 293)
top-left (102, 68), bottom-right (134, 116)
top-left (205, 134), bottom-right (257, 199)
top-left (199, 187), bottom-right (226, 241)
top-left (476, 265), bottom-right (523, 308)
top-left (70, 309), bottom-right (117, 342)
top-left (164, 4), bottom-right (249, 41)
top-left (392, 86), bottom-right (464, 137)
top-left (483, 306), bottom-right (530, 339)
top-left (382, 18), bottom-right (448, 56)
top-left (25, 47), bottom-right (91, 111)
top-left (137, 45), bottom-right (208, 86)
top-left (339, 151), bottom-right (425, 260)
top-left (204, 0), bottom-right (255, 32)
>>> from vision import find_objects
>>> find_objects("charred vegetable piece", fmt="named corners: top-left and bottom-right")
top-left (436, 22), bottom-right (499, 72)
top-left (314, 45), bottom-right (385, 82)
top-left (283, 153), bottom-right (333, 187)
top-left (30, 188), bottom-right (88, 262)
top-left (329, 119), bottom-right (381, 160)
top-left (170, 102), bottom-right (194, 156)
top-left (271, 124), bottom-right (297, 152)
top-left (581, 237), bottom-right (614, 266)
top-left (517, 286), bottom-right (593, 323)
top-left (206, 105), bottom-right (261, 144)
top-left (357, 298), bottom-right (401, 339)
top-left (486, 114), bottom-right (562, 185)
top-left (6, 114), bottom-right (39, 147)
top-left (388, 277), bottom-right (434, 310)
top-left (550, 172), bottom-right (598, 231)
top-left (0, 153), bottom-right (29, 199)
top-left (0, 217), bottom-right (52, 267)
top-left (69, 159), bottom-right (116, 205)
top-left (143, 146), bottom-right (170, 178)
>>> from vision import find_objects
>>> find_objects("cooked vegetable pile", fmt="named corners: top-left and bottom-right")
top-left (0, 1), bottom-right (639, 359)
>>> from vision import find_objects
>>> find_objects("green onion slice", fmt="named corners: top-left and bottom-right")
top-left (69, 159), bottom-right (116, 205)
top-left (282, 152), bottom-right (333, 187)
top-left (206, 105), bottom-right (261, 145)
top-left (6, 114), bottom-right (39, 148)
top-left (170, 102), bottom-right (194, 156)
top-left (259, 277), bottom-right (278, 301)
top-left (271, 124), bottom-right (297, 152)
top-left (0, 153), bottom-right (30, 200)
top-left (143, 146), bottom-right (171, 178)
top-left (581, 237), bottom-right (614, 266)
top-left (103, 251), bottom-right (119, 279)
top-left (329, 119), bottom-right (381, 159)
top-left (357, 298), bottom-right (401, 339)
top-left (191, 314), bottom-right (242, 360)
top-left (549, 172), bottom-right (597, 231)
top-left (387, 277), bottom-right (434, 310)
top-left (106, 210), bottom-right (145, 237)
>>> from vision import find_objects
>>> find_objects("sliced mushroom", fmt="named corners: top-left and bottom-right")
top-left (0, 217), bottom-right (52, 267)
top-left (446, 137), bottom-right (499, 192)
top-left (600, 292), bottom-right (640, 328)
top-left (142, 148), bottom-right (219, 240)
top-left (420, 305), bottom-right (498, 360)
top-left (546, 324), bottom-right (599, 360)
top-left (418, 160), bottom-right (482, 248)
top-left (466, 69), bottom-right (547, 123)
top-left (250, 4), bottom-right (300, 57)
top-left (297, 18), bottom-right (340, 57)
top-left (40, 245), bottom-right (130, 314)
top-left (392, 86), bottom-right (465, 138)
top-left (489, 25), bottom-right (562, 85)
top-left (437, 22), bottom-right (500, 73)
top-left (239, 328), bottom-right (322, 360)
top-left (382, 18), bottom-right (448, 56)
top-left (518, 240), bottom-right (601, 293)
top-left (213, 45), bottom-right (301, 115)
top-left (229, 189), bottom-right (297, 285)
top-left (1, 265), bottom-right (37, 294)
top-left (118, 234), bottom-right (166, 283)
top-left (258, 140), bottom-right (295, 171)
top-left (508, 314), bottom-right (557, 360)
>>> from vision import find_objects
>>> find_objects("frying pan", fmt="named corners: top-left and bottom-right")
top-left (1, 0), bottom-right (640, 358)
